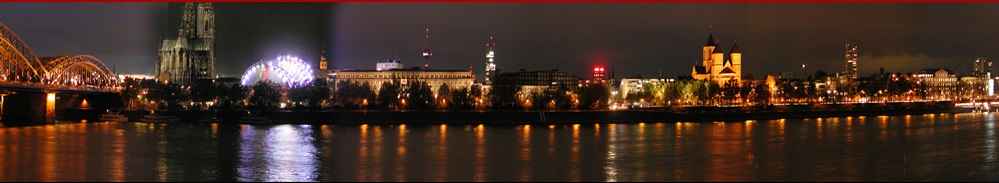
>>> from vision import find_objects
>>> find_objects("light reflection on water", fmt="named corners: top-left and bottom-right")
top-left (0, 113), bottom-right (997, 181)
top-left (237, 124), bottom-right (318, 182)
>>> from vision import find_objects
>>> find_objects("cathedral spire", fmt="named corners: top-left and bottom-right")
top-left (730, 41), bottom-right (741, 53)
top-left (705, 34), bottom-right (718, 47)
top-left (705, 25), bottom-right (718, 47)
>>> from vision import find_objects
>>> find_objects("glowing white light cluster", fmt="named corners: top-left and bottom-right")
top-left (240, 55), bottom-right (314, 88)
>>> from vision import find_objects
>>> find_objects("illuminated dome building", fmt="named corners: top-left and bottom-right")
top-left (240, 55), bottom-right (315, 88)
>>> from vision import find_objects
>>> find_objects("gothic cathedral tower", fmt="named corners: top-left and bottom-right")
top-left (157, 3), bottom-right (216, 84)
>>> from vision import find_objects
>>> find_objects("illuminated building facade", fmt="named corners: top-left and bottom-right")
top-left (618, 78), bottom-right (669, 101)
top-left (492, 69), bottom-right (580, 107)
top-left (376, 58), bottom-right (404, 71)
top-left (974, 57), bottom-right (992, 77)
top-left (691, 34), bottom-right (742, 86)
top-left (493, 69), bottom-right (580, 88)
top-left (157, 3), bottom-right (215, 84)
top-left (973, 57), bottom-right (994, 96)
top-left (912, 68), bottom-right (958, 99)
top-left (844, 41), bottom-right (860, 79)
top-left (333, 68), bottom-right (474, 95)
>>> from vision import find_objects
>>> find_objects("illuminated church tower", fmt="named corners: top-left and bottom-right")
top-left (318, 49), bottom-right (329, 78)
top-left (691, 33), bottom-right (742, 86)
top-left (157, 3), bottom-right (216, 84)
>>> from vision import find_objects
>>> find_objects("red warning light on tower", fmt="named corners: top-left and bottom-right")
top-left (593, 65), bottom-right (606, 81)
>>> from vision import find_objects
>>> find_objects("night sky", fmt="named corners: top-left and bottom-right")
top-left (1, 4), bottom-right (998, 79)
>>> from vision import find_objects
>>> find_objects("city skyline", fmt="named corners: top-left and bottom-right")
top-left (4, 3), bottom-right (999, 182)
top-left (1, 4), bottom-right (998, 78)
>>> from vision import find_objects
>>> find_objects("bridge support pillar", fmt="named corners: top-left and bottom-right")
top-left (0, 93), bottom-right (7, 122)
top-left (45, 92), bottom-right (55, 123)
top-left (1, 90), bottom-right (121, 124)
top-left (1, 92), bottom-right (48, 124)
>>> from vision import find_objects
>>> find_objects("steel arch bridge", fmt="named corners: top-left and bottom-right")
top-left (0, 23), bottom-right (120, 93)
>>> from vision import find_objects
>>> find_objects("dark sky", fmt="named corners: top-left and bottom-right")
top-left (2, 4), bottom-right (998, 79)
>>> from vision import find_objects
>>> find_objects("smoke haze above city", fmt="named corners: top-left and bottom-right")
top-left (0, 3), bottom-right (997, 78)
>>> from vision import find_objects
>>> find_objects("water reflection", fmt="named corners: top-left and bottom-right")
top-left (394, 124), bottom-right (407, 181)
top-left (433, 124), bottom-right (447, 181)
top-left (985, 114), bottom-right (996, 173)
top-left (605, 123), bottom-right (619, 181)
top-left (518, 125), bottom-right (531, 181)
top-left (2, 113), bottom-right (999, 181)
top-left (237, 124), bottom-right (318, 182)
top-left (473, 124), bottom-right (486, 181)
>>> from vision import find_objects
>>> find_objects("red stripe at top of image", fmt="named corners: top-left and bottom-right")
top-left (8, 0), bottom-right (999, 4)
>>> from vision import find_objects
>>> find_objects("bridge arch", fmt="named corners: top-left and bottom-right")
top-left (0, 23), bottom-right (45, 82)
top-left (42, 55), bottom-right (119, 90)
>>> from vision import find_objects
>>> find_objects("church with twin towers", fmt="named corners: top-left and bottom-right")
top-left (691, 33), bottom-right (743, 86)
top-left (157, 3), bottom-right (216, 85)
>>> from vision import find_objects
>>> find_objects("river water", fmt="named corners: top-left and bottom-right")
top-left (0, 113), bottom-right (997, 181)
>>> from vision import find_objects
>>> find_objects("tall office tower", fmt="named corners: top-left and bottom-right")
top-left (844, 41), bottom-right (860, 79)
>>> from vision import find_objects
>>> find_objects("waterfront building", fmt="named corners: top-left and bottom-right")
top-left (691, 33), bottom-right (742, 86)
top-left (618, 77), bottom-right (670, 104)
top-left (974, 57), bottom-right (992, 78)
top-left (492, 69), bottom-right (580, 107)
top-left (973, 57), bottom-right (994, 96)
top-left (333, 67), bottom-right (474, 95)
top-left (493, 69), bottom-right (580, 90)
top-left (970, 57), bottom-right (995, 97)
top-left (765, 74), bottom-right (780, 102)
top-left (157, 3), bottom-right (216, 85)
top-left (811, 41), bottom-right (862, 101)
top-left (912, 68), bottom-right (958, 99)
top-left (959, 75), bottom-right (988, 99)
top-left (818, 73), bottom-right (858, 101)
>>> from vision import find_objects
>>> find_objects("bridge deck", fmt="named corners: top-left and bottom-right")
top-left (0, 81), bottom-right (120, 93)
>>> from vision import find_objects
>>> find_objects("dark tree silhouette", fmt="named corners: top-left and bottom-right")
top-left (377, 80), bottom-right (402, 110)
top-left (579, 83), bottom-right (610, 110)
top-left (249, 82), bottom-right (280, 113)
top-left (406, 81), bottom-right (434, 110)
